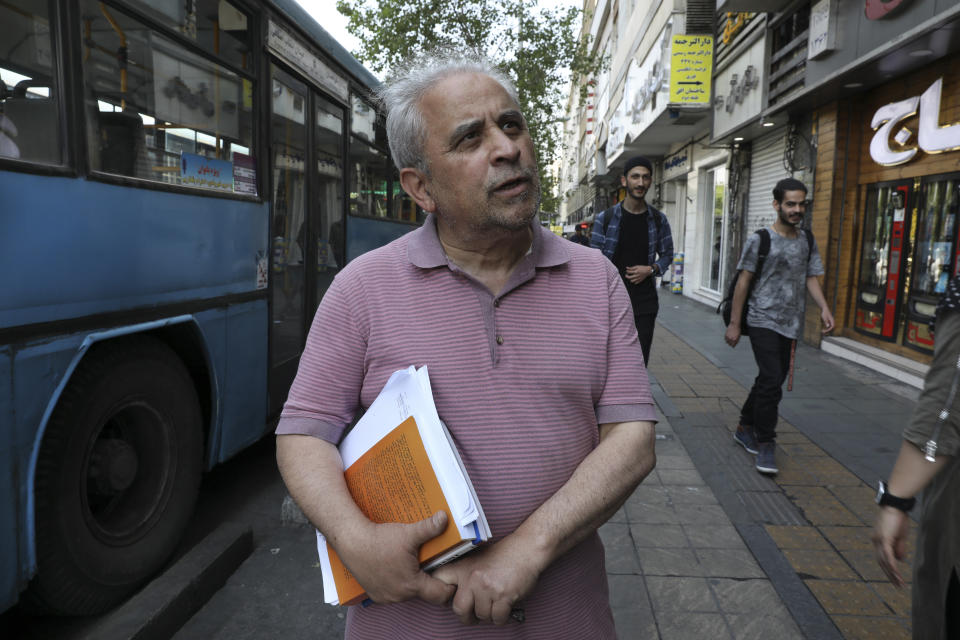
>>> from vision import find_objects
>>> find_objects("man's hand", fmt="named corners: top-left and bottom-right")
top-left (821, 308), bottom-right (835, 334)
top-left (725, 324), bottom-right (741, 347)
top-left (432, 538), bottom-right (542, 625)
top-left (625, 265), bottom-right (654, 284)
top-left (338, 511), bottom-right (456, 605)
top-left (872, 506), bottom-right (910, 587)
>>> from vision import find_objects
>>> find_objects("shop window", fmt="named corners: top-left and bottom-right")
top-left (122, 0), bottom-right (251, 71)
top-left (0, 0), bottom-right (61, 164)
top-left (702, 165), bottom-right (727, 292)
top-left (80, 0), bottom-right (256, 194)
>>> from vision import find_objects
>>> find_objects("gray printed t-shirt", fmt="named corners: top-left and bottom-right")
top-left (736, 228), bottom-right (824, 340)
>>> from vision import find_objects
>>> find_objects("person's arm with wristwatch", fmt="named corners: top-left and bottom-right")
top-left (872, 441), bottom-right (952, 587)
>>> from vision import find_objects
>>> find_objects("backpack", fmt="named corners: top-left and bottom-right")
top-left (718, 227), bottom-right (814, 335)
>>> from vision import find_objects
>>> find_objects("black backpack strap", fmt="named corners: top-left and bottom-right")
top-left (803, 228), bottom-right (814, 263)
top-left (755, 228), bottom-right (771, 277)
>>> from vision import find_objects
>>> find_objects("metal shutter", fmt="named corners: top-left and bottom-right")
top-left (746, 131), bottom-right (787, 233)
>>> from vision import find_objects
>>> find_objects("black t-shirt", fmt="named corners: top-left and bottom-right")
top-left (614, 209), bottom-right (658, 312)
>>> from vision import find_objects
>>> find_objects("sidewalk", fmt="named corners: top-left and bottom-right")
top-left (630, 291), bottom-right (921, 639)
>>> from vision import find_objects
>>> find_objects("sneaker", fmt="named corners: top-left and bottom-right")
top-left (755, 442), bottom-right (778, 475)
top-left (734, 425), bottom-right (759, 454)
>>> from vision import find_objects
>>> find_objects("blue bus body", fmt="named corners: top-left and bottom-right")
top-left (0, 0), bottom-right (419, 615)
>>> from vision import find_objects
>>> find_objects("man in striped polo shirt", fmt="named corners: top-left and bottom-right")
top-left (276, 49), bottom-right (657, 639)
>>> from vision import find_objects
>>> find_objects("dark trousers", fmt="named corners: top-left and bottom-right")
top-left (634, 313), bottom-right (656, 367)
top-left (740, 327), bottom-right (792, 443)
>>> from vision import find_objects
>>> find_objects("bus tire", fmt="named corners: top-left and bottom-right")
top-left (24, 335), bottom-right (203, 615)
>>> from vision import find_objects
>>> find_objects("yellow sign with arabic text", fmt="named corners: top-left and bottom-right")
top-left (669, 35), bottom-right (713, 104)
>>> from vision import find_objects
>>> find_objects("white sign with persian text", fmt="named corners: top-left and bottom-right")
top-left (267, 20), bottom-right (348, 102)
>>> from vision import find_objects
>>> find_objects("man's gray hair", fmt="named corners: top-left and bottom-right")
top-left (377, 48), bottom-right (519, 171)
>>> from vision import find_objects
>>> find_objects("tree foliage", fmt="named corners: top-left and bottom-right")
top-left (336, 0), bottom-right (601, 215)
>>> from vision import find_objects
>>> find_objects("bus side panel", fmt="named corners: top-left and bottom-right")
top-left (215, 300), bottom-right (269, 462)
top-left (0, 173), bottom-right (269, 329)
top-left (346, 217), bottom-right (417, 263)
top-left (1, 334), bottom-right (89, 612)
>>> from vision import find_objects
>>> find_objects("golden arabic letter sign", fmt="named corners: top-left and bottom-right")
top-left (669, 35), bottom-right (713, 105)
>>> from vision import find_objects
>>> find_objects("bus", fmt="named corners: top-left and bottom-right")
top-left (0, 0), bottom-right (422, 615)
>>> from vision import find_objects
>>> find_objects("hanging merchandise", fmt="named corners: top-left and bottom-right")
top-left (671, 253), bottom-right (684, 293)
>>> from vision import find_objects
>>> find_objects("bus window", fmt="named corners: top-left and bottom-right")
top-left (315, 94), bottom-right (344, 297)
top-left (122, 0), bottom-right (252, 72)
top-left (349, 137), bottom-right (388, 218)
top-left (80, 0), bottom-right (256, 193)
top-left (270, 64), bottom-right (308, 365)
top-left (0, 0), bottom-right (61, 164)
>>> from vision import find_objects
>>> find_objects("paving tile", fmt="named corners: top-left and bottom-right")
top-left (675, 503), bottom-right (730, 525)
top-left (607, 505), bottom-right (628, 524)
top-left (629, 523), bottom-right (687, 548)
top-left (607, 573), bottom-right (652, 611)
top-left (599, 523), bottom-right (642, 575)
top-left (637, 547), bottom-right (704, 577)
top-left (663, 484), bottom-right (718, 505)
top-left (695, 548), bottom-right (765, 578)
top-left (709, 578), bottom-right (785, 614)
top-left (623, 497), bottom-right (680, 525)
top-left (819, 525), bottom-right (874, 551)
top-left (612, 610), bottom-right (659, 640)
top-left (832, 615), bottom-right (911, 639)
top-left (727, 613), bottom-right (804, 640)
top-left (656, 468), bottom-right (705, 485)
top-left (682, 524), bottom-right (744, 549)
top-left (775, 432), bottom-right (813, 444)
top-left (629, 485), bottom-right (671, 506)
top-left (783, 486), bottom-right (862, 526)
top-left (646, 576), bottom-right (718, 612)
top-left (804, 580), bottom-right (890, 615)
top-left (782, 548), bottom-right (858, 580)
top-left (764, 525), bottom-right (831, 550)
top-left (869, 581), bottom-right (912, 618)
top-left (655, 455), bottom-right (696, 470)
top-left (842, 549), bottom-right (890, 582)
top-left (778, 442), bottom-right (827, 457)
top-left (830, 485), bottom-right (881, 524)
top-left (740, 491), bottom-right (808, 525)
top-left (656, 612), bottom-right (732, 640)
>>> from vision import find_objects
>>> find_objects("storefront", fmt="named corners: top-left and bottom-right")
top-left (817, 58), bottom-right (960, 362)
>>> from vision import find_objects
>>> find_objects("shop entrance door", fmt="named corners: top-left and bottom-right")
top-left (855, 181), bottom-right (913, 341)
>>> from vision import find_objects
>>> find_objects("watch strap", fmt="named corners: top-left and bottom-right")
top-left (876, 480), bottom-right (916, 512)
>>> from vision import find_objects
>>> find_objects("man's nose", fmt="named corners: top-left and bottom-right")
top-left (490, 129), bottom-right (522, 162)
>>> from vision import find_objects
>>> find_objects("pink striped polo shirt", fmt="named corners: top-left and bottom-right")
top-left (278, 215), bottom-right (656, 639)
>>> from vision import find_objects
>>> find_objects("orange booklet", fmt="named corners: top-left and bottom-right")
top-left (325, 415), bottom-right (481, 606)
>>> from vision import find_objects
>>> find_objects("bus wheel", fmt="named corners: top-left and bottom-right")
top-left (25, 336), bottom-right (203, 615)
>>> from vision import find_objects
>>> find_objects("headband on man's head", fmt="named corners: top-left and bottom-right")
top-left (623, 156), bottom-right (653, 176)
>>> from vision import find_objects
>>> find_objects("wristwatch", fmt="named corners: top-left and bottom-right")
top-left (652, 264), bottom-right (661, 276)
top-left (875, 480), bottom-right (916, 512)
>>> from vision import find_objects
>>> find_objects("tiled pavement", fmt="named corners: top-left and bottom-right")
top-left (602, 292), bottom-right (921, 639)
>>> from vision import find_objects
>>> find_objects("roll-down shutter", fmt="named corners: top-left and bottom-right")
top-left (746, 131), bottom-right (787, 233)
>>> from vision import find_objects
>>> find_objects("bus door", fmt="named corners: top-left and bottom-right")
top-left (904, 175), bottom-right (960, 353)
top-left (269, 64), bottom-right (309, 410)
top-left (855, 181), bottom-right (913, 341)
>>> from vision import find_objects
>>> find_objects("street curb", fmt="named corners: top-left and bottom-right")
top-left (82, 522), bottom-right (253, 640)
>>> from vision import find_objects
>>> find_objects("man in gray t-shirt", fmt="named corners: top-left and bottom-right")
top-left (724, 178), bottom-right (835, 475)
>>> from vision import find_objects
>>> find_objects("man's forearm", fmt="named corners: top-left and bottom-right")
top-left (729, 272), bottom-right (752, 327)
top-left (503, 420), bottom-right (656, 571)
top-left (276, 434), bottom-right (369, 546)
top-left (887, 439), bottom-right (951, 498)
top-left (806, 276), bottom-right (830, 311)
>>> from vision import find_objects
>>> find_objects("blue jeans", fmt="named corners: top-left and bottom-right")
top-left (740, 327), bottom-right (793, 443)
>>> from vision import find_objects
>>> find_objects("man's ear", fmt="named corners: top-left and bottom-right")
top-left (620, 174), bottom-right (627, 187)
top-left (399, 167), bottom-right (437, 213)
